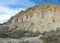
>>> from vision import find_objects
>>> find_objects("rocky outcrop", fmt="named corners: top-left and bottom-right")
top-left (1, 4), bottom-right (60, 32)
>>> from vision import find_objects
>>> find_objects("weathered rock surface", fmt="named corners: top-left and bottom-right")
top-left (0, 4), bottom-right (60, 32)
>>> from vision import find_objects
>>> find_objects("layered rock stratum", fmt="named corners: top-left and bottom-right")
top-left (0, 4), bottom-right (60, 32)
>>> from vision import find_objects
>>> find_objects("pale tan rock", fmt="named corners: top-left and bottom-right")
top-left (1, 4), bottom-right (60, 32)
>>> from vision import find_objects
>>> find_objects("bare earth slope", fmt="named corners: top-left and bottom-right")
top-left (0, 4), bottom-right (60, 32)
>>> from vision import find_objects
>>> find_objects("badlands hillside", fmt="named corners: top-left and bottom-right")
top-left (0, 4), bottom-right (60, 43)
top-left (0, 4), bottom-right (60, 32)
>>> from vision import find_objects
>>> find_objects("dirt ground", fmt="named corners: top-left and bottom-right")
top-left (0, 37), bottom-right (43, 43)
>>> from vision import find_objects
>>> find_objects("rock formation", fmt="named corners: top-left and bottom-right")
top-left (0, 4), bottom-right (60, 33)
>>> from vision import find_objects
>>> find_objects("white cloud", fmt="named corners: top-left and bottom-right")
top-left (0, 6), bottom-right (25, 23)
top-left (0, 0), bottom-right (36, 7)
top-left (0, 0), bottom-right (18, 6)
top-left (0, 0), bottom-right (36, 23)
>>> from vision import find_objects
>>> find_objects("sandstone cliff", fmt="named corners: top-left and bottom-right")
top-left (0, 4), bottom-right (60, 32)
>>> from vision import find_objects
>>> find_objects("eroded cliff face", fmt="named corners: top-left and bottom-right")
top-left (1, 4), bottom-right (60, 32)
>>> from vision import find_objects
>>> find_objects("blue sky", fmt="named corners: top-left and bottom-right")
top-left (0, 0), bottom-right (60, 23)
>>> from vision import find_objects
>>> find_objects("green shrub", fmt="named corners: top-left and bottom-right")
top-left (40, 28), bottom-right (60, 43)
top-left (0, 29), bottom-right (40, 38)
top-left (19, 40), bottom-right (29, 43)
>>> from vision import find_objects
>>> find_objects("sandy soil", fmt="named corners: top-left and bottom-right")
top-left (0, 36), bottom-right (43, 43)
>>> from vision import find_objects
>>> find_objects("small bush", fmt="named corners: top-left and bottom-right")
top-left (0, 29), bottom-right (40, 38)
top-left (40, 28), bottom-right (60, 43)
top-left (19, 40), bottom-right (29, 43)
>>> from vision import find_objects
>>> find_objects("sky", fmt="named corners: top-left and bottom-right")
top-left (0, 0), bottom-right (60, 23)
